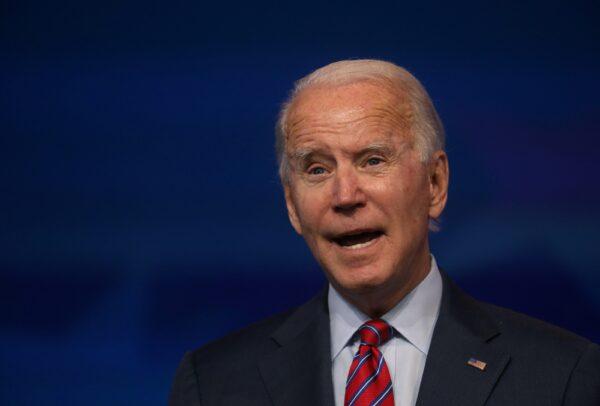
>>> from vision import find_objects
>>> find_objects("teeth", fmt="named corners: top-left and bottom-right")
top-left (344, 237), bottom-right (378, 250)
top-left (333, 230), bottom-right (382, 248)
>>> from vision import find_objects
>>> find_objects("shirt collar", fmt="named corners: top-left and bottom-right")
top-left (328, 255), bottom-right (443, 360)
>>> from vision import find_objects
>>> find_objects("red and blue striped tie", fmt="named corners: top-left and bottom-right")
top-left (344, 319), bottom-right (394, 406)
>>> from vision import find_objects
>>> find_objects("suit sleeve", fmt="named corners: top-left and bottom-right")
top-left (563, 342), bottom-right (600, 405)
top-left (168, 351), bottom-right (202, 406)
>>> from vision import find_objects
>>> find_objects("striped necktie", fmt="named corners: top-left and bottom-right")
top-left (344, 319), bottom-right (394, 406)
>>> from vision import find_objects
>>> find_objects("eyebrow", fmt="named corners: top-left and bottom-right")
top-left (290, 148), bottom-right (318, 163)
top-left (358, 142), bottom-right (395, 157)
top-left (290, 142), bottom-right (396, 165)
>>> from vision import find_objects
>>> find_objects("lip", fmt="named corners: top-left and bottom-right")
top-left (327, 228), bottom-right (382, 239)
top-left (337, 234), bottom-right (382, 250)
top-left (328, 228), bottom-right (384, 252)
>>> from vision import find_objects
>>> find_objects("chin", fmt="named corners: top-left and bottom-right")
top-left (330, 265), bottom-right (394, 294)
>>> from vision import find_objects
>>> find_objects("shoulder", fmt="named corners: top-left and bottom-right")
top-left (441, 269), bottom-right (596, 359)
top-left (477, 299), bottom-right (600, 403)
top-left (487, 301), bottom-right (600, 401)
top-left (481, 300), bottom-right (595, 354)
top-left (168, 309), bottom-right (295, 406)
top-left (440, 272), bottom-right (600, 403)
top-left (168, 288), bottom-right (330, 405)
top-left (439, 271), bottom-right (599, 401)
top-left (187, 308), bottom-right (294, 368)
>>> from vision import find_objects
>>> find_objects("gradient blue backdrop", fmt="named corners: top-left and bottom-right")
top-left (2, 0), bottom-right (599, 404)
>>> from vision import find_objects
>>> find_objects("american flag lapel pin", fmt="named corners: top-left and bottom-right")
top-left (467, 357), bottom-right (487, 371)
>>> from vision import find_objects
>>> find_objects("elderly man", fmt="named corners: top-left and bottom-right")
top-left (169, 60), bottom-right (600, 406)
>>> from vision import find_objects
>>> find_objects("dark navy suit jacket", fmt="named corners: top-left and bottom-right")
top-left (169, 271), bottom-right (600, 405)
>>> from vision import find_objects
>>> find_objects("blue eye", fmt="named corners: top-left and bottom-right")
top-left (366, 157), bottom-right (383, 166)
top-left (309, 167), bottom-right (326, 175)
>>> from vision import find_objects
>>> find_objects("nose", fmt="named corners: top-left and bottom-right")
top-left (331, 166), bottom-right (366, 214)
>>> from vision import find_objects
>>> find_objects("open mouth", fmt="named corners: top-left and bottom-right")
top-left (331, 230), bottom-right (384, 250)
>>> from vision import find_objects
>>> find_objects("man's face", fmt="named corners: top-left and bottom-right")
top-left (283, 81), bottom-right (448, 306)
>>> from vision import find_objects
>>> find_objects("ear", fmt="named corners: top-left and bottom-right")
top-left (428, 150), bottom-right (449, 220)
top-left (284, 183), bottom-right (303, 235)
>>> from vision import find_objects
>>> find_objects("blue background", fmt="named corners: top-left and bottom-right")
top-left (1, 0), bottom-right (599, 404)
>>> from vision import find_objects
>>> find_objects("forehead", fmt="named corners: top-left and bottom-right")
top-left (285, 81), bottom-right (412, 149)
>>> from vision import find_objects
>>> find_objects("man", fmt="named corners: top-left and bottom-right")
top-left (169, 60), bottom-right (600, 405)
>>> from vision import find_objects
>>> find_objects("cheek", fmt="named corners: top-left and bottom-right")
top-left (376, 172), bottom-right (430, 221)
top-left (294, 187), bottom-right (330, 229)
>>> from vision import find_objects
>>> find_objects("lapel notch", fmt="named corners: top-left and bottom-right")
top-left (258, 289), bottom-right (335, 406)
top-left (416, 271), bottom-right (511, 406)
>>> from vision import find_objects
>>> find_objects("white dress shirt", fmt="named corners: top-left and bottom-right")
top-left (328, 256), bottom-right (443, 406)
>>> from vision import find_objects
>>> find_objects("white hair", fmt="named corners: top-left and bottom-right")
top-left (275, 59), bottom-right (445, 182)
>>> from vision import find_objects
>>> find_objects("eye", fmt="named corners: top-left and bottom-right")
top-left (366, 157), bottom-right (383, 166)
top-left (308, 166), bottom-right (327, 175)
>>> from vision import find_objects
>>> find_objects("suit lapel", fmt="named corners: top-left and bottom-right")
top-left (258, 289), bottom-right (335, 406)
top-left (416, 271), bottom-right (510, 406)
top-left (257, 271), bottom-right (510, 406)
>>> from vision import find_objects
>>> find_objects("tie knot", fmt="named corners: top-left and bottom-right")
top-left (358, 319), bottom-right (393, 347)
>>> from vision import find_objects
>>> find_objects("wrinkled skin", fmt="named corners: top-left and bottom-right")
top-left (283, 81), bottom-right (449, 317)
